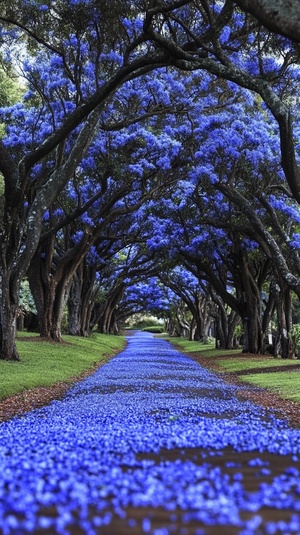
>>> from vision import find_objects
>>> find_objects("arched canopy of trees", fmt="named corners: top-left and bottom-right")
top-left (1, 0), bottom-right (300, 360)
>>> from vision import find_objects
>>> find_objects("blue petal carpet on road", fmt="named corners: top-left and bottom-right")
top-left (0, 332), bottom-right (300, 535)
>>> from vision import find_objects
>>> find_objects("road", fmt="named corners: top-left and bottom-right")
top-left (0, 331), bottom-right (300, 534)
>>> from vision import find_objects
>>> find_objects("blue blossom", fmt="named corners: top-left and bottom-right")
top-left (220, 26), bottom-right (231, 44)
top-left (269, 196), bottom-right (300, 224)
top-left (1, 333), bottom-right (300, 534)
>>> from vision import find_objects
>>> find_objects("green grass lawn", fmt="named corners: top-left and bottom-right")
top-left (0, 332), bottom-right (125, 401)
top-left (239, 371), bottom-right (300, 401)
top-left (161, 335), bottom-right (240, 357)
top-left (219, 357), bottom-right (300, 372)
top-left (164, 335), bottom-right (300, 402)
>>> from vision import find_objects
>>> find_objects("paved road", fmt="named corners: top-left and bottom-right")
top-left (1, 331), bottom-right (300, 534)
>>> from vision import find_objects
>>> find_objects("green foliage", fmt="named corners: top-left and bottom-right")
top-left (291, 324), bottom-right (300, 352)
top-left (18, 279), bottom-right (37, 313)
top-left (129, 317), bottom-right (162, 330)
top-left (234, 324), bottom-right (243, 339)
top-left (0, 64), bottom-right (24, 143)
top-left (141, 325), bottom-right (165, 333)
top-left (0, 333), bottom-right (125, 400)
top-left (167, 336), bottom-right (239, 356)
top-left (0, 65), bottom-right (23, 107)
top-left (0, 125), bottom-right (6, 139)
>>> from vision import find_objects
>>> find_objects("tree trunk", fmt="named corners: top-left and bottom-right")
top-left (98, 283), bottom-right (125, 334)
top-left (240, 289), bottom-right (263, 354)
top-left (50, 278), bottom-right (71, 341)
top-left (242, 311), bottom-right (263, 354)
top-left (79, 271), bottom-right (98, 337)
top-left (68, 262), bottom-right (99, 336)
top-left (28, 232), bottom-right (91, 341)
top-left (0, 269), bottom-right (20, 360)
top-left (0, 185), bottom-right (28, 360)
top-left (214, 307), bottom-right (239, 350)
top-left (189, 306), bottom-right (204, 341)
top-left (68, 268), bottom-right (82, 336)
top-left (209, 292), bottom-right (240, 350)
top-left (189, 319), bottom-right (197, 341)
top-left (261, 289), bottom-right (276, 353)
top-left (90, 301), bottom-right (105, 332)
top-left (237, 254), bottom-right (264, 354)
top-left (99, 301), bottom-right (116, 334)
top-left (165, 317), bottom-right (179, 337)
top-left (28, 257), bottom-right (69, 342)
top-left (272, 279), bottom-right (294, 358)
top-left (28, 263), bottom-right (57, 339)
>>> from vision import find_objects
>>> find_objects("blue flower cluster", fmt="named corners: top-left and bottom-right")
top-left (0, 332), bottom-right (300, 534)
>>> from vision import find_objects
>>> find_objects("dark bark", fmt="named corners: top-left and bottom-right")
top-left (238, 254), bottom-right (264, 354)
top-left (158, 272), bottom-right (213, 341)
top-left (27, 234), bottom-right (90, 341)
top-left (98, 283), bottom-right (125, 334)
top-left (0, 269), bottom-right (20, 360)
top-left (242, 307), bottom-right (262, 354)
top-left (170, 300), bottom-right (189, 338)
top-left (165, 316), bottom-right (181, 337)
top-left (233, 0), bottom-right (300, 43)
top-left (28, 260), bottom-right (69, 342)
top-left (217, 183), bottom-right (300, 296)
top-left (207, 284), bottom-right (240, 349)
top-left (271, 279), bottom-right (294, 358)
top-left (68, 267), bottom-right (82, 336)
top-left (180, 243), bottom-right (272, 354)
top-left (68, 262), bottom-right (99, 337)
top-left (0, 174), bottom-right (22, 359)
top-left (210, 300), bottom-right (240, 350)
top-left (189, 294), bottom-right (212, 341)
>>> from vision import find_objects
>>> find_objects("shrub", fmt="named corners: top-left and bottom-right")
top-left (141, 325), bottom-right (165, 333)
top-left (291, 324), bottom-right (300, 353)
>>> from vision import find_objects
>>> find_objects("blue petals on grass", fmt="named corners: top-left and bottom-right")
top-left (0, 331), bottom-right (300, 534)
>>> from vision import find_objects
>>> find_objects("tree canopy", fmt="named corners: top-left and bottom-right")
top-left (1, 0), bottom-right (300, 360)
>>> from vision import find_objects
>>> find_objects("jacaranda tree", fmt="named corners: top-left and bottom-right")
top-left (143, 75), bottom-right (300, 355)
top-left (1, 0), bottom-right (300, 361)
top-left (144, 1), bottom-right (300, 203)
top-left (0, 0), bottom-right (191, 360)
top-left (25, 85), bottom-right (186, 342)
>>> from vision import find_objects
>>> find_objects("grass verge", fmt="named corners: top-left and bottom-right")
top-left (163, 335), bottom-right (300, 403)
top-left (0, 332), bottom-right (125, 401)
top-left (161, 335), bottom-right (240, 357)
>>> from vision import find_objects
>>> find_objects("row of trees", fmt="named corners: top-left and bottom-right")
top-left (1, 0), bottom-right (300, 360)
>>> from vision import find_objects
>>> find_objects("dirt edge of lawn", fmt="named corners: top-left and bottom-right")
top-left (0, 353), bottom-right (119, 423)
top-left (187, 351), bottom-right (300, 429)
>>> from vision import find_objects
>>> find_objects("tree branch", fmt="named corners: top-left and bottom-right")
top-left (232, 0), bottom-right (300, 43)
